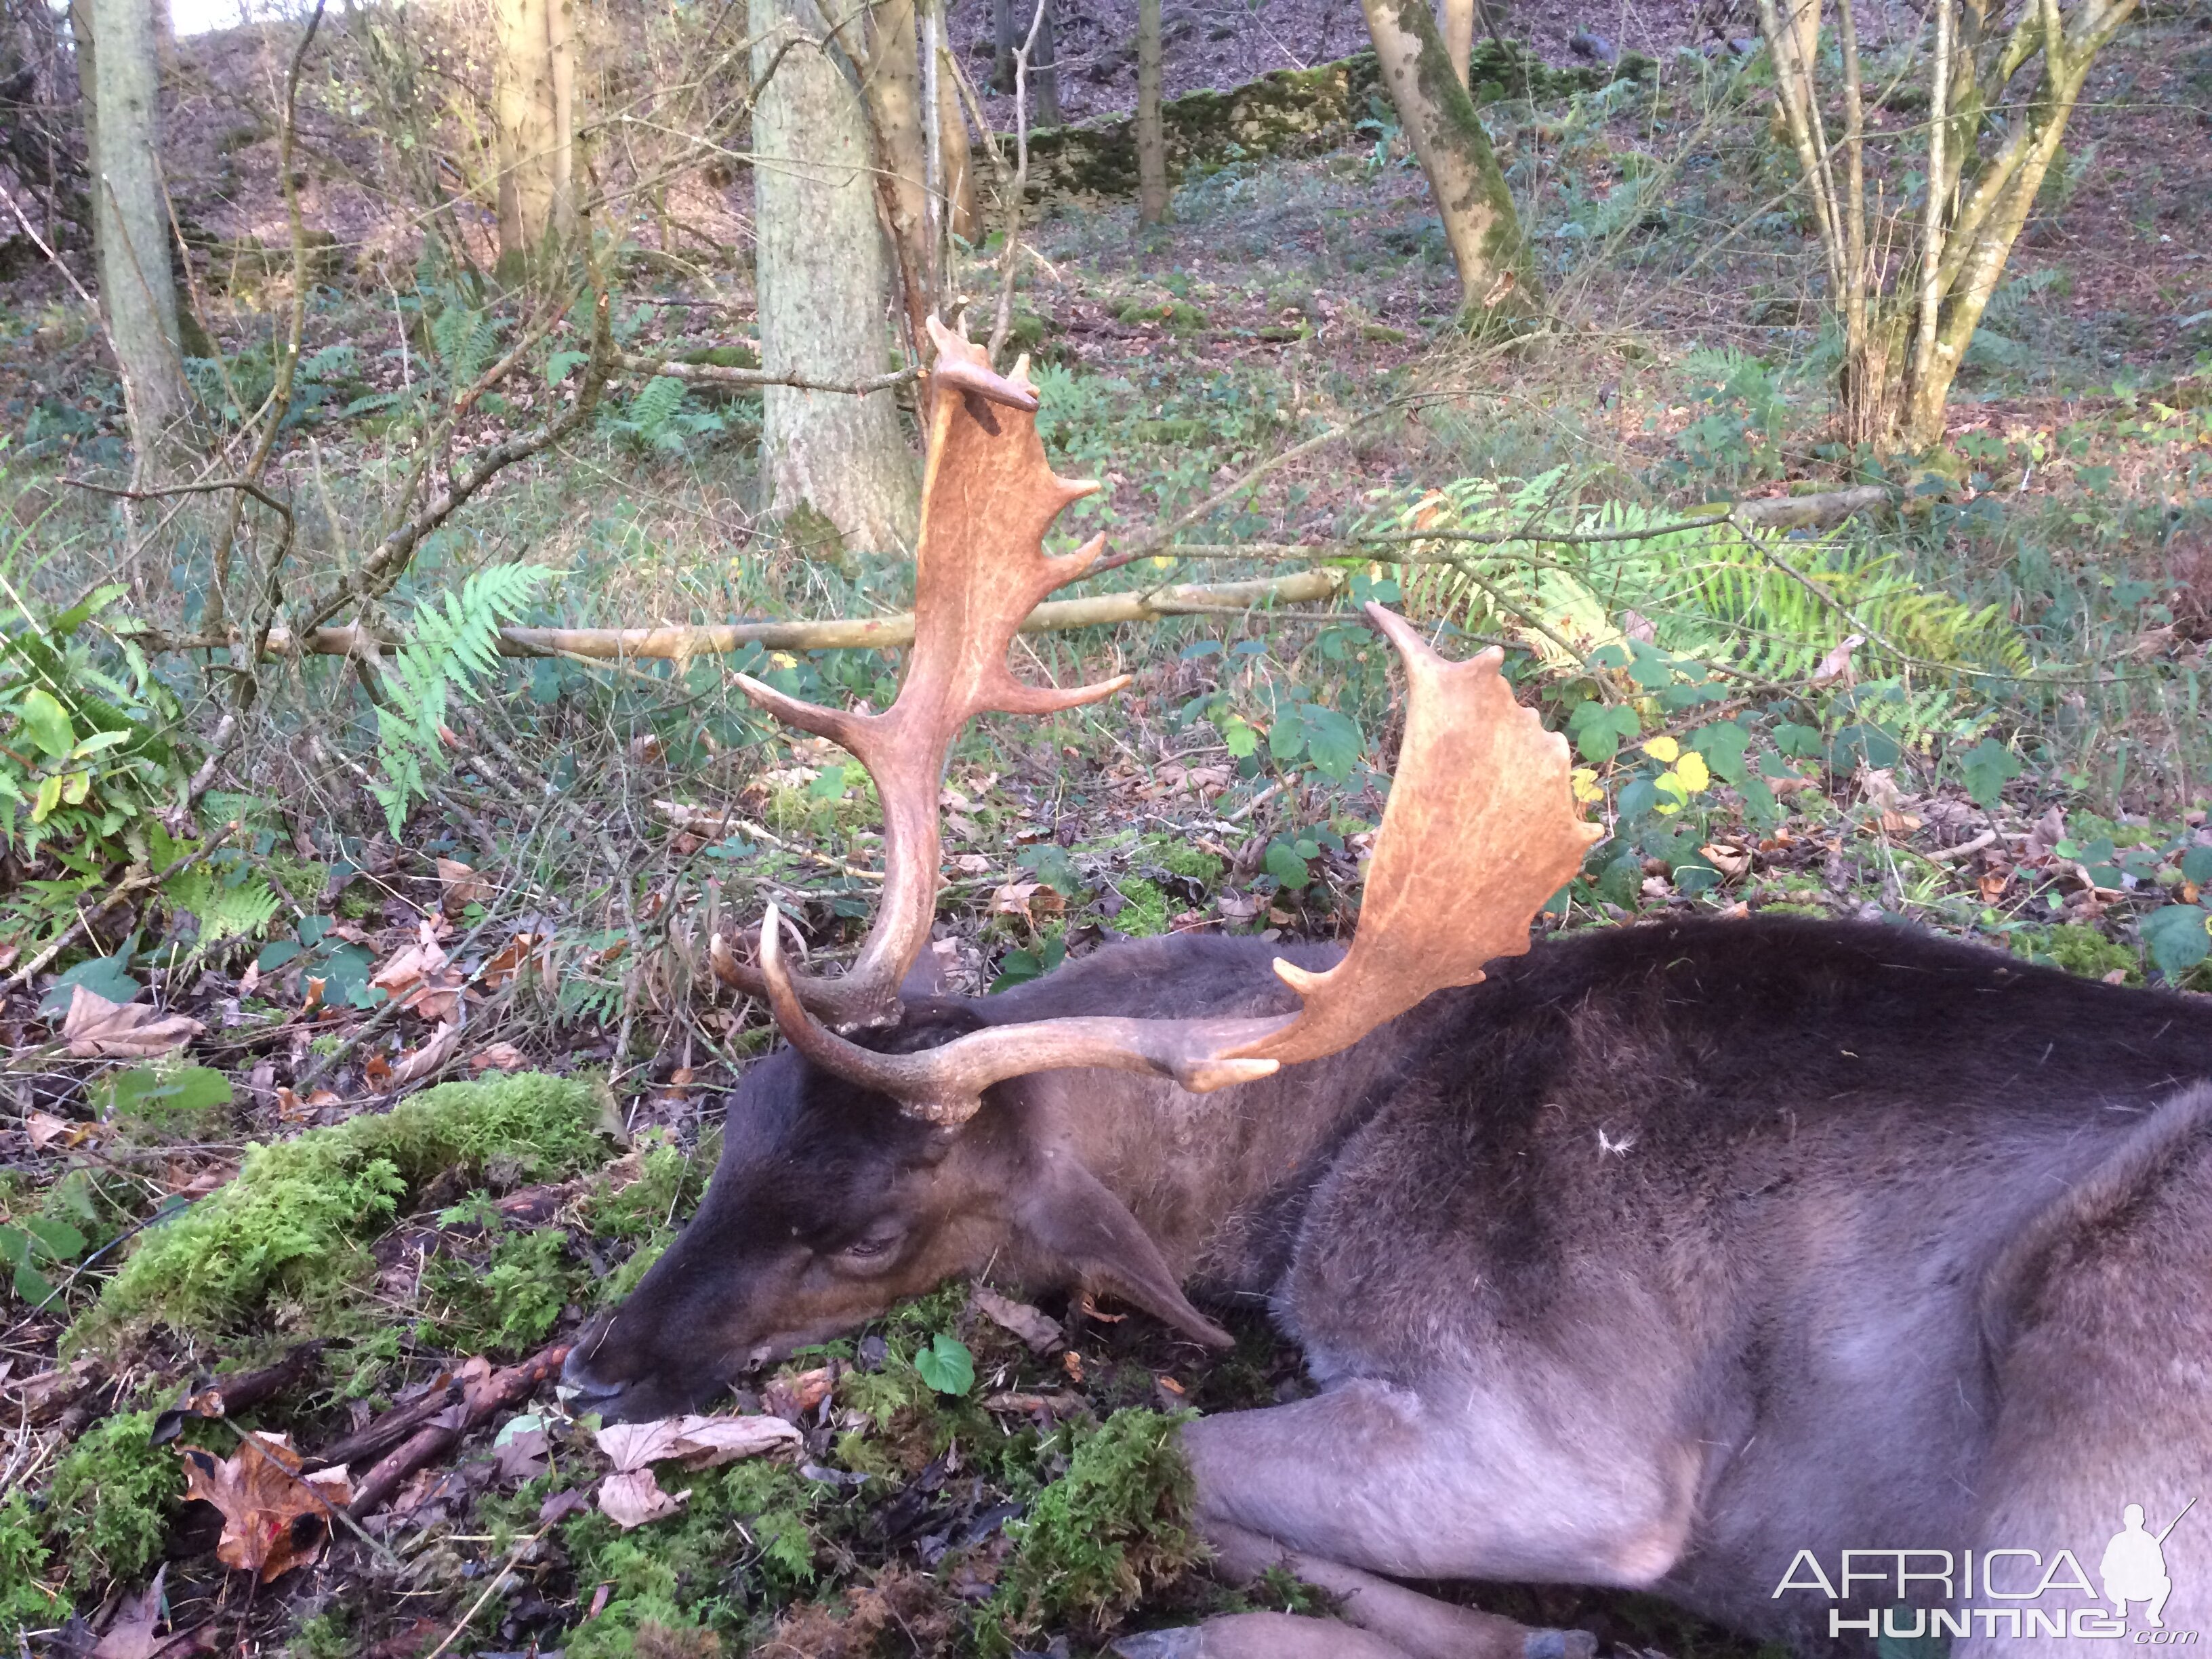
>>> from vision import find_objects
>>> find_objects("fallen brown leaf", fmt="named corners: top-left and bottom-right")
top-left (61, 988), bottom-right (203, 1060)
top-left (25, 1109), bottom-right (84, 1149)
top-left (972, 1288), bottom-right (1063, 1355)
top-left (468, 1040), bottom-right (529, 1073)
top-left (596, 1467), bottom-right (688, 1529)
top-left (762, 1366), bottom-right (834, 1422)
top-left (178, 1431), bottom-right (352, 1581)
top-left (384, 1023), bottom-right (458, 1088)
top-left (91, 1564), bottom-right (167, 1659)
top-left (595, 1412), bottom-right (802, 1474)
top-left (434, 857), bottom-right (493, 914)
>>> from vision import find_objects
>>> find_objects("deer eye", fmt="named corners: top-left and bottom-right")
top-left (837, 1230), bottom-right (902, 1264)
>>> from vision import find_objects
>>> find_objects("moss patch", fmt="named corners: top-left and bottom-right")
top-left (43, 1410), bottom-right (181, 1591)
top-left (76, 1073), bottom-right (611, 1349)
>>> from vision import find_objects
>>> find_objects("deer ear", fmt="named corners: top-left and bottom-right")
top-left (1015, 1154), bottom-right (1233, 1350)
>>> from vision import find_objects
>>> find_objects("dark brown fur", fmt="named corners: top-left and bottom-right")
top-left (567, 918), bottom-right (2212, 1655)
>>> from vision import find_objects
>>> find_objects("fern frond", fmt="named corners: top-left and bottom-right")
top-left (369, 563), bottom-right (551, 833)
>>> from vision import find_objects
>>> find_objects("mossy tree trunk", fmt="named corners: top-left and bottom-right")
top-left (750, 0), bottom-right (919, 558)
top-left (493, 0), bottom-right (575, 281)
top-left (1136, 0), bottom-right (1168, 224)
top-left (1437, 0), bottom-right (1475, 87)
top-left (85, 0), bottom-right (188, 481)
top-left (1359, 0), bottom-right (1533, 316)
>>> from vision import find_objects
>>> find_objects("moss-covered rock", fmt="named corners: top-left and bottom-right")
top-left (1024, 44), bottom-right (1651, 201)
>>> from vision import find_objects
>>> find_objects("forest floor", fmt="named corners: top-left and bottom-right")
top-left (1, 0), bottom-right (2211, 1655)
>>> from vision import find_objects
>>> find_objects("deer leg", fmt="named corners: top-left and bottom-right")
top-left (1162, 1376), bottom-right (1697, 1659)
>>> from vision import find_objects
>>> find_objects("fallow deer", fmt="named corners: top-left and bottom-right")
top-left (564, 319), bottom-right (2212, 1658)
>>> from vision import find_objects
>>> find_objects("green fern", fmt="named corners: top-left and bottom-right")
top-left (164, 866), bottom-right (281, 945)
top-left (1387, 471), bottom-right (2028, 693)
top-left (370, 564), bottom-right (550, 833)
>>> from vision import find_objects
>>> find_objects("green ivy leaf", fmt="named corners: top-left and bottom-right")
top-left (2142, 905), bottom-right (2211, 978)
top-left (2182, 846), bottom-right (2212, 888)
top-left (1016, 843), bottom-right (1081, 897)
top-left (38, 950), bottom-right (140, 1016)
top-left (914, 1332), bottom-right (975, 1396)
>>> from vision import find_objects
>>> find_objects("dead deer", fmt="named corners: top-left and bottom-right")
top-left (565, 319), bottom-right (2212, 1659)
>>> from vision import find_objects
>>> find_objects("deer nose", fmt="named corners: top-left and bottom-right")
top-left (559, 1314), bottom-right (623, 1401)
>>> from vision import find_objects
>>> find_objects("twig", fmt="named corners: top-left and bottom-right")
top-left (3, 822), bottom-right (243, 994)
top-left (651, 802), bottom-right (886, 881)
top-left (1923, 827), bottom-right (1999, 863)
top-left (348, 1344), bottom-right (570, 1519)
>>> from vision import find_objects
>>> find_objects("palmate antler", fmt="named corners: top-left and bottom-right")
top-left (728, 319), bottom-right (1602, 1124)
top-left (710, 316), bottom-right (1128, 1026)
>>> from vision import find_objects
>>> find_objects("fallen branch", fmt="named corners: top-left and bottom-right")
top-left (346, 1344), bottom-right (570, 1519)
top-left (144, 571), bottom-right (1349, 662)
top-left (615, 350), bottom-right (919, 396)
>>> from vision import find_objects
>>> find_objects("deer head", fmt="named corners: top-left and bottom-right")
top-left (563, 319), bottom-right (1600, 1420)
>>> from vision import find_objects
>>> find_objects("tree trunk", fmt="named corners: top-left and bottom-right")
top-left (1032, 1), bottom-right (1060, 126)
top-left (860, 0), bottom-right (932, 346)
top-left (1437, 0), bottom-right (1474, 88)
top-left (990, 0), bottom-right (1015, 92)
top-left (1135, 0), bottom-right (1168, 224)
top-left (86, 0), bottom-right (187, 478)
top-left (493, 0), bottom-right (575, 281)
top-left (1357, 0), bottom-right (1532, 317)
top-left (750, 0), bottom-right (920, 558)
top-left (937, 35), bottom-right (979, 242)
top-left (1769, 0), bottom-right (1822, 160)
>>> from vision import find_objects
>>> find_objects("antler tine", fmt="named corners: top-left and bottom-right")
top-left (755, 602), bottom-right (1599, 1124)
top-left (718, 316), bottom-right (1128, 1028)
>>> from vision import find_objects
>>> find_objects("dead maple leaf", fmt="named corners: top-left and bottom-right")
top-left (178, 1431), bottom-right (352, 1581)
top-left (988, 881), bottom-right (1043, 919)
top-left (469, 1040), bottom-right (529, 1073)
top-left (62, 988), bottom-right (203, 1060)
top-left (597, 1467), bottom-right (688, 1530)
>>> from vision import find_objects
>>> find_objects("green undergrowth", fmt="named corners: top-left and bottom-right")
top-left (76, 1073), bottom-right (613, 1349)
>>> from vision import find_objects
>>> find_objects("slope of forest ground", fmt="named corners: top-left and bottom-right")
top-left (1, 0), bottom-right (2211, 1654)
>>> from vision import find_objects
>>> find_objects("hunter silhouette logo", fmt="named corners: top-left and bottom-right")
top-left (2104, 1501), bottom-right (2194, 1629)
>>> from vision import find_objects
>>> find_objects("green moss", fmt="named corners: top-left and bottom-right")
top-left (418, 1228), bottom-right (581, 1358)
top-left (1111, 878), bottom-right (1172, 937)
top-left (44, 1411), bottom-right (182, 1590)
top-left (975, 1408), bottom-right (1203, 1654)
top-left (0, 1490), bottom-right (61, 1640)
top-left (2012, 923), bottom-right (2139, 983)
top-left (1157, 844), bottom-right (1225, 883)
top-left (77, 1074), bottom-right (609, 1349)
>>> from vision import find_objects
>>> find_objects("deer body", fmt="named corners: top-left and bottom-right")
top-left (570, 325), bottom-right (2212, 1654)
top-left (569, 916), bottom-right (2212, 1655)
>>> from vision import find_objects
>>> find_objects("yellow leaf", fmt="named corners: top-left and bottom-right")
top-left (1654, 771), bottom-right (1687, 814)
top-left (1570, 767), bottom-right (1603, 804)
top-left (1641, 735), bottom-right (1680, 763)
top-left (1675, 752), bottom-right (1711, 792)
